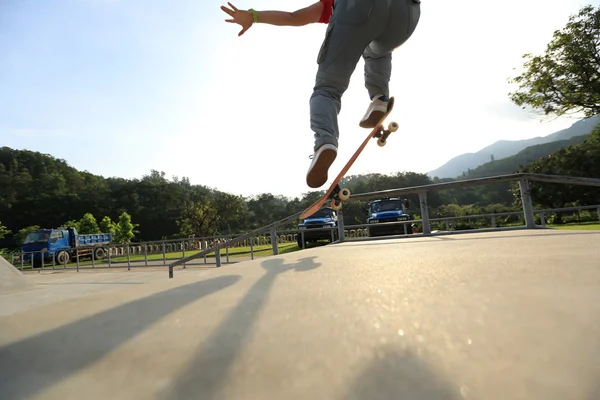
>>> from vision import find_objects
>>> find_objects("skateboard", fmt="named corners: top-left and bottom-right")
top-left (300, 96), bottom-right (397, 220)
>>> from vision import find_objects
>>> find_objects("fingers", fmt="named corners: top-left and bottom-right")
top-left (228, 2), bottom-right (238, 12)
top-left (220, 5), bottom-right (234, 16)
top-left (239, 26), bottom-right (249, 36)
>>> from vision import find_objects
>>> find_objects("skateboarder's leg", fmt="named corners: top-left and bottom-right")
top-left (359, 0), bottom-right (421, 128)
top-left (307, 0), bottom-right (388, 188)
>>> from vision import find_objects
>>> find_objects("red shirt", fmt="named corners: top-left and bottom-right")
top-left (319, 0), bottom-right (334, 23)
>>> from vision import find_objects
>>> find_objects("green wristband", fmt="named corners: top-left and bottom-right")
top-left (248, 8), bottom-right (258, 23)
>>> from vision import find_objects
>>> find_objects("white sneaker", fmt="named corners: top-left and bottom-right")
top-left (359, 94), bottom-right (389, 128)
top-left (306, 144), bottom-right (337, 188)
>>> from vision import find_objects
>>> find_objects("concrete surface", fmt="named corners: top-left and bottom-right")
top-left (0, 255), bottom-right (34, 294)
top-left (1, 230), bottom-right (599, 400)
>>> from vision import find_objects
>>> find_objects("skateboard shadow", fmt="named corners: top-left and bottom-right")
top-left (0, 275), bottom-right (241, 400)
top-left (345, 345), bottom-right (460, 400)
top-left (159, 256), bottom-right (321, 400)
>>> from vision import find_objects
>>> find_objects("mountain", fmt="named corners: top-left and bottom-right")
top-left (459, 134), bottom-right (591, 179)
top-left (427, 114), bottom-right (600, 179)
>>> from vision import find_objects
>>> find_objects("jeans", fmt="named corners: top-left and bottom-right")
top-left (310, 0), bottom-right (421, 150)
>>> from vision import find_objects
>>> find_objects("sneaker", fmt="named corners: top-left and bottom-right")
top-left (359, 94), bottom-right (389, 128)
top-left (306, 144), bottom-right (337, 188)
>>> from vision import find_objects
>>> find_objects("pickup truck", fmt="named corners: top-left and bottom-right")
top-left (297, 207), bottom-right (339, 248)
top-left (21, 227), bottom-right (111, 265)
top-left (367, 198), bottom-right (413, 237)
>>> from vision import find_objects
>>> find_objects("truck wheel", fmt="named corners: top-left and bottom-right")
top-left (94, 247), bottom-right (106, 260)
top-left (57, 251), bottom-right (70, 265)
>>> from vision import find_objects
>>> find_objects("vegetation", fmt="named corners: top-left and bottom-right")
top-left (509, 5), bottom-right (600, 118)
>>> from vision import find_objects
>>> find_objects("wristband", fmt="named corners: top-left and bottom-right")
top-left (248, 8), bottom-right (259, 23)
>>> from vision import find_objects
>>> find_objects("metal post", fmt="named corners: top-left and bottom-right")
top-left (144, 243), bottom-right (148, 266)
top-left (107, 246), bottom-right (112, 268)
top-left (181, 240), bottom-right (186, 269)
top-left (250, 236), bottom-right (254, 260)
top-left (270, 228), bottom-right (279, 256)
top-left (126, 244), bottom-right (131, 270)
top-left (215, 250), bottom-right (221, 268)
top-left (519, 178), bottom-right (536, 229)
top-left (162, 241), bottom-right (166, 265)
top-left (445, 220), bottom-right (450, 231)
top-left (491, 215), bottom-right (497, 228)
top-left (540, 213), bottom-right (546, 226)
top-left (337, 211), bottom-right (345, 242)
top-left (418, 191), bottom-right (431, 235)
top-left (338, 210), bottom-right (346, 243)
top-left (20, 252), bottom-right (24, 271)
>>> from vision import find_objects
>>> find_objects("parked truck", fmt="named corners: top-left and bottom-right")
top-left (297, 207), bottom-right (339, 248)
top-left (21, 227), bottom-right (111, 265)
top-left (367, 198), bottom-right (413, 237)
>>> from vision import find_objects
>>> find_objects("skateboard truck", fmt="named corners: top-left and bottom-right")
top-left (329, 185), bottom-right (351, 211)
top-left (373, 121), bottom-right (399, 147)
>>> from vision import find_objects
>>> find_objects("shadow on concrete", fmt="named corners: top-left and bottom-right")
top-left (0, 275), bottom-right (240, 400)
top-left (345, 345), bottom-right (460, 400)
top-left (160, 256), bottom-right (321, 400)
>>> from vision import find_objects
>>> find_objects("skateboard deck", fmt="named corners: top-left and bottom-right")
top-left (300, 96), bottom-right (397, 220)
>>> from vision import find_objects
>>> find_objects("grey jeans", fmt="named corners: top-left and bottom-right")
top-left (310, 0), bottom-right (421, 150)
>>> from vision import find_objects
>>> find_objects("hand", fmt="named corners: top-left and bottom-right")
top-left (221, 2), bottom-right (253, 36)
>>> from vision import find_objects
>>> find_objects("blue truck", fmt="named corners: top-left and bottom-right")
top-left (297, 207), bottom-right (339, 248)
top-left (21, 227), bottom-right (111, 265)
top-left (367, 197), bottom-right (413, 237)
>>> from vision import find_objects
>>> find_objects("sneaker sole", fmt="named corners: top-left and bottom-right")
top-left (359, 109), bottom-right (386, 129)
top-left (306, 148), bottom-right (337, 188)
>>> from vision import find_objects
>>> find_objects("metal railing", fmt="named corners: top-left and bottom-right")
top-left (10, 173), bottom-right (600, 278)
top-left (162, 173), bottom-right (600, 278)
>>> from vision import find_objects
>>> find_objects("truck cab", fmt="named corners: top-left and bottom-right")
top-left (367, 198), bottom-right (413, 237)
top-left (21, 227), bottom-right (111, 265)
top-left (297, 207), bottom-right (339, 248)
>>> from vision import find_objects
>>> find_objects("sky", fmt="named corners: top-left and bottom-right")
top-left (1, 0), bottom-right (599, 199)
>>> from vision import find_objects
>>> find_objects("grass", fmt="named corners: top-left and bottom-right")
top-left (548, 222), bottom-right (600, 230)
top-left (15, 242), bottom-right (314, 269)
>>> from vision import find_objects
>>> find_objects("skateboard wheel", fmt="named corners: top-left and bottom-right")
top-left (388, 122), bottom-right (399, 132)
top-left (338, 188), bottom-right (351, 201)
top-left (331, 199), bottom-right (343, 210)
top-left (377, 138), bottom-right (387, 147)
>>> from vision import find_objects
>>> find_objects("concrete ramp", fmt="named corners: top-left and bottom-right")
top-left (0, 256), bottom-right (33, 295)
top-left (0, 230), bottom-right (599, 400)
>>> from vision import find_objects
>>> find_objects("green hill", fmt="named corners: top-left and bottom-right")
top-left (459, 134), bottom-right (591, 179)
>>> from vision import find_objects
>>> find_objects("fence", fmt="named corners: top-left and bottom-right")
top-left (11, 173), bottom-right (600, 278)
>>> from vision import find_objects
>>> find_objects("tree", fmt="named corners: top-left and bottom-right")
top-left (99, 216), bottom-right (116, 235)
top-left (509, 5), bottom-right (600, 118)
top-left (61, 220), bottom-right (81, 232)
top-left (0, 222), bottom-right (10, 240)
top-left (177, 199), bottom-right (221, 237)
top-left (78, 213), bottom-right (101, 234)
top-left (512, 124), bottom-right (600, 213)
top-left (113, 212), bottom-right (136, 244)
